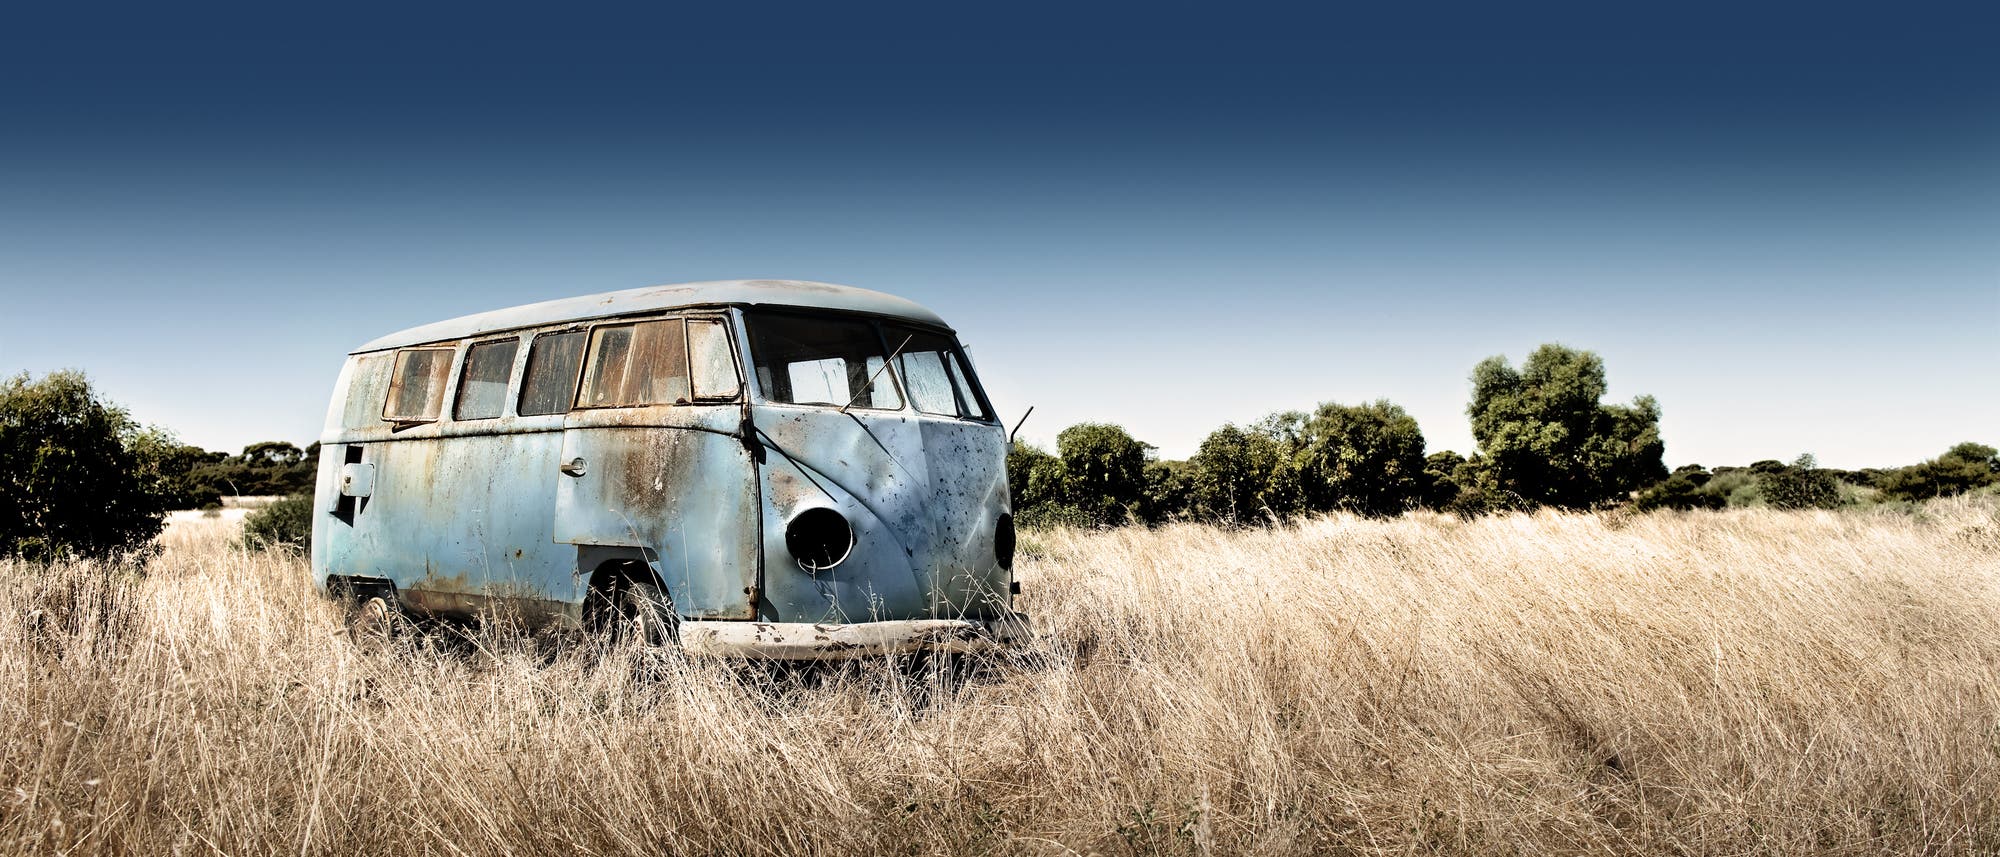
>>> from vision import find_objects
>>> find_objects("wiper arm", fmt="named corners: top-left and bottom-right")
top-left (840, 334), bottom-right (912, 414)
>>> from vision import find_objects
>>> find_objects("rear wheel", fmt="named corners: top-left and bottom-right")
top-left (345, 594), bottom-right (401, 649)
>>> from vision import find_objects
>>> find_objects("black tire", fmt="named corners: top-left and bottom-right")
top-left (346, 594), bottom-right (402, 650)
top-left (589, 577), bottom-right (680, 647)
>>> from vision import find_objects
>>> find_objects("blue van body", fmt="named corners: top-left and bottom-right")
top-left (310, 280), bottom-right (1024, 657)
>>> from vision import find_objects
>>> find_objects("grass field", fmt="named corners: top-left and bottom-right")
top-left (3, 501), bottom-right (1998, 856)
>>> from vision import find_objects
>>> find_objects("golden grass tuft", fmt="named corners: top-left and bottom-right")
top-left (3, 500), bottom-right (1998, 855)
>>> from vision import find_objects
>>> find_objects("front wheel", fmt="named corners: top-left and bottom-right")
top-left (589, 579), bottom-right (680, 647)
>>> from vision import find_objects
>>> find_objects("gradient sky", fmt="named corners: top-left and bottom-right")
top-left (2, 3), bottom-right (1994, 469)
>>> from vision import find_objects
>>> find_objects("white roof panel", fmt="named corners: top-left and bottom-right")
top-left (353, 279), bottom-right (951, 353)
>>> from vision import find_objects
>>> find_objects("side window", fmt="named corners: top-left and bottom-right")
top-left (578, 319), bottom-right (691, 408)
top-left (518, 330), bottom-right (587, 417)
top-left (688, 318), bottom-right (742, 400)
top-left (382, 348), bottom-right (454, 423)
top-left (340, 352), bottom-right (396, 429)
top-left (452, 338), bottom-right (519, 420)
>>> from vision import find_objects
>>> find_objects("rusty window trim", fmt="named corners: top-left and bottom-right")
top-left (574, 318), bottom-right (690, 410)
top-left (451, 336), bottom-right (522, 422)
top-left (381, 347), bottom-right (457, 428)
top-left (517, 326), bottom-right (590, 418)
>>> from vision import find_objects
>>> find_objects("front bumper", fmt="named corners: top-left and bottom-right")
top-left (676, 613), bottom-right (1031, 660)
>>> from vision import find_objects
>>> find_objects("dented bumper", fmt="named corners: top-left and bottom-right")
top-left (676, 613), bottom-right (1031, 660)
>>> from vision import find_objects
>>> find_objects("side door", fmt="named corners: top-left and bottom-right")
top-left (551, 315), bottom-right (761, 620)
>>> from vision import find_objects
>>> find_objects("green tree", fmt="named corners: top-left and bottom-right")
top-left (1468, 344), bottom-right (1667, 509)
top-left (1760, 454), bottom-right (1841, 510)
top-left (1140, 459), bottom-right (1196, 524)
top-left (128, 429), bottom-right (226, 509)
top-left (1419, 450), bottom-right (1466, 510)
top-left (0, 371), bottom-right (169, 561)
top-left (1005, 442), bottom-right (1083, 527)
top-left (1188, 424), bottom-right (1288, 525)
top-left (1296, 399), bottom-right (1428, 517)
top-left (1053, 423), bottom-right (1153, 528)
top-left (1876, 442), bottom-right (2000, 501)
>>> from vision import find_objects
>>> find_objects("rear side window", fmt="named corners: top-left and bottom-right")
top-left (383, 348), bottom-right (454, 422)
top-left (578, 319), bottom-right (690, 408)
top-left (453, 338), bottom-right (519, 420)
top-left (518, 330), bottom-right (586, 416)
top-left (340, 352), bottom-right (396, 430)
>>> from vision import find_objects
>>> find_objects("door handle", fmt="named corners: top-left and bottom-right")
top-left (559, 457), bottom-right (588, 477)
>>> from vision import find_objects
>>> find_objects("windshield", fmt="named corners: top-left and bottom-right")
top-left (885, 325), bottom-right (992, 421)
top-left (745, 313), bottom-right (992, 419)
top-left (745, 313), bottom-right (902, 410)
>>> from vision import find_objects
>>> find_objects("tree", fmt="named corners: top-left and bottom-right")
top-left (1140, 459), bottom-right (1196, 524)
top-left (1468, 344), bottom-right (1667, 509)
top-left (127, 429), bottom-right (226, 509)
top-left (1295, 400), bottom-right (1428, 517)
top-left (0, 371), bottom-right (168, 561)
top-left (1419, 450), bottom-right (1466, 510)
top-left (1876, 442), bottom-right (2000, 501)
top-left (1053, 423), bottom-right (1153, 527)
top-left (1760, 454), bottom-right (1840, 510)
top-left (1004, 442), bottom-right (1082, 527)
top-left (1188, 424), bottom-right (1288, 524)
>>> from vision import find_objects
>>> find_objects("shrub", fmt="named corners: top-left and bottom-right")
top-left (243, 494), bottom-right (315, 551)
top-left (1760, 454), bottom-right (1841, 510)
top-left (0, 370), bottom-right (168, 561)
top-left (1634, 473), bottom-right (1726, 512)
top-left (1876, 442), bottom-right (2000, 502)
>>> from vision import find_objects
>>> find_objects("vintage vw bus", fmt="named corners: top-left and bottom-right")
top-left (311, 280), bottom-right (1024, 658)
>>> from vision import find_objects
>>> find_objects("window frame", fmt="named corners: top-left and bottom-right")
top-left (516, 326), bottom-right (590, 418)
top-left (450, 336), bottom-right (522, 422)
top-left (381, 346), bottom-right (457, 425)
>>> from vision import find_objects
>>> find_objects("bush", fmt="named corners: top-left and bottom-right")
top-left (1760, 454), bottom-right (1841, 510)
top-left (1876, 442), bottom-right (1999, 502)
top-left (1633, 473), bottom-right (1726, 512)
top-left (0, 371), bottom-right (168, 561)
top-left (243, 494), bottom-right (315, 551)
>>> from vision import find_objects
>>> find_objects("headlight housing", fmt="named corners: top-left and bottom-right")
top-left (785, 507), bottom-right (854, 573)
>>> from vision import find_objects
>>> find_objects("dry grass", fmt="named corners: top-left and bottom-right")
top-left (3, 501), bottom-right (1999, 856)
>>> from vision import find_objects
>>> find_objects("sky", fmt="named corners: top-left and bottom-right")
top-left (1, 3), bottom-right (1994, 469)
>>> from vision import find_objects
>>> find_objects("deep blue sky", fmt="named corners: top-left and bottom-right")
top-left (2, 3), bottom-right (1994, 468)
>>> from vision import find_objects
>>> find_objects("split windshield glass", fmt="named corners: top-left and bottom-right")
top-left (745, 313), bottom-right (991, 419)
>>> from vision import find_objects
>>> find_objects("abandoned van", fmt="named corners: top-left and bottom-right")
top-left (311, 280), bottom-right (1025, 658)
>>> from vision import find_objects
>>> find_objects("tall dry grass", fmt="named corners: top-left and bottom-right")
top-left (3, 501), bottom-right (1998, 856)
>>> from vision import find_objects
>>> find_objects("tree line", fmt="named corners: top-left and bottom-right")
top-left (1008, 344), bottom-right (1999, 528)
top-left (0, 371), bottom-right (318, 560)
top-left (3, 351), bottom-right (1997, 560)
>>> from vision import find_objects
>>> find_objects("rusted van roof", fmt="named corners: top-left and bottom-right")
top-left (353, 279), bottom-right (950, 353)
